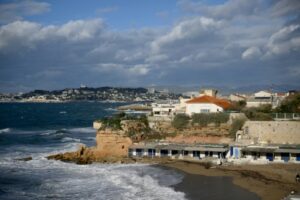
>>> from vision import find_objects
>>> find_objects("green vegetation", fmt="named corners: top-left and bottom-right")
top-left (229, 119), bottom-right (246, 138)
top-left (101, 112), bottom-right (124, 130)
top-left (275, 93), bottom-right (300, 113)
top-left (191, 113), bottom-right (229, 126)
top-left (242, 106), bottom-right (273, 121)
top-left (172, 114), bottom-right (190, 129)
top-left (100, 112), bottom-right (149, 131)
top-left (230, 100), bottom-right (246, 112)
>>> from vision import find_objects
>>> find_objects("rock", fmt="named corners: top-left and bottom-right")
top-left (16, 157), bottom-right (32, 161)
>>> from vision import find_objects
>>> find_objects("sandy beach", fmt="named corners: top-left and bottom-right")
top-left (160, 160), bottom-right (300, 200)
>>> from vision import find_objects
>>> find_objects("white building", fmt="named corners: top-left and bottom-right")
top-left (199, 89), bottom-right (218, 97)
top-left (185, 95), bottom-right (231, 116)
top-left (229, 94), bottom-right (246, 102)
top-left (151, 100), bottom-right (179, 117)
top-left (246, 90), bottom-right (285, 108)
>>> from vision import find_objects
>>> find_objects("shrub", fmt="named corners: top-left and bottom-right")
top-left (191, 113), bottom-right (229, 127)
top-left (229, 119), bottom-right (246, 138)
top-left (242, 108), bottom-right (273, 121)
top-left (172, 114), bottom-right (190, 129)
top-left (230, 100), bottom-right (246, 112)
top-left (101, 116), bottom-right (122, 130)
top-left (275, 93), bottom-right (300, 113)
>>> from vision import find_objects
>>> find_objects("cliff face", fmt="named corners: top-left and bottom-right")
top-left (47, 129), bottom-right (133, 164)
top-left (95, 130), bottom-right (132, 157)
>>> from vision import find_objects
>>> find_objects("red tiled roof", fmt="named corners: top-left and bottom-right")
top-left (186, 95), bottom-right (232, 109)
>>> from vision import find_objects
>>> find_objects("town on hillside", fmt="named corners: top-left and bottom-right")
top-left (92, 87), bottom-right (300, 165)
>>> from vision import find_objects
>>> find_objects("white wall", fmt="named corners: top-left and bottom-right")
top-left (254, 91), bottom-right (272, 98)
top-left (186, 103), bottom-right (223, 116)
top-left (238, 121), bottom-right (300, 144)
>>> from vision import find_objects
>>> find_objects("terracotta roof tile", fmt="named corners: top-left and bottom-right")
top-left (186, 95), bottom-right (232, 109)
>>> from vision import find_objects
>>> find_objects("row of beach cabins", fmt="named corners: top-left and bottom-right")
top-left (128, 143), bottom-right (300, 164)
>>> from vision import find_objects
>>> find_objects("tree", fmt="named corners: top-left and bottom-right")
top-left (275, 94), bottom-right (300, 113)
top-left (242, 107), bottom-right (273, 121)
top-left (172, 114), bottom-right (190, 129)
top-left (230, 100), bottom-right (246, 112)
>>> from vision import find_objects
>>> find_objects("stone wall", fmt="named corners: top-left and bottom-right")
top-left (237, 121), bottom-right (300, 145)
top-left (95, 130), bottom-right (132, 157)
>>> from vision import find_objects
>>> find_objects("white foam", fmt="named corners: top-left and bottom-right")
top-left (68, 127), bottom-right (95, 133)
top-left (105, 108), bottom-right (117, 111)
top-left (1, 153), bottom-right (186, 200)
top-left (0, 128), bottom-right (11, 134)
top-left (61, 137), bottom-right (81, 143)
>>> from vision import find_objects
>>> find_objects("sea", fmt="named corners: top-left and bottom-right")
top-left (0, 102), bottom-right (259, 200)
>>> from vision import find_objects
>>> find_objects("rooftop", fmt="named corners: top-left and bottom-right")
top-left (186, 95), bottom-right (232, 109)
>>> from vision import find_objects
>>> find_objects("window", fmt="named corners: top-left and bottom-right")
top-left (200, 109), bottom-right (210, 113)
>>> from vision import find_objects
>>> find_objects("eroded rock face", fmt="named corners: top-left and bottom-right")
top-left (96, 130), bottom-right (133, 157)
top-left (47, 130), bottom-right (133, 164)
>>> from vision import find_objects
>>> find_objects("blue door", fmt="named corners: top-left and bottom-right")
top-left (266, 153), bottom-right (273, 161)
top-left (234, 148), bottom-right (239, 158)
top-left (136, 149), bottom-right (143, 157)
top-left (230, 147), bottom-right (233, 156)
top-left (193, 151), bottom-right (200, 158)
top-left (281, 153), bottom-right (290, 162)
top-left (148, 149), bottom-right (155, 157)
top-left (296, 154), bottom-right (300, 161)
top-left (160, 149), bottom-right (168, 157)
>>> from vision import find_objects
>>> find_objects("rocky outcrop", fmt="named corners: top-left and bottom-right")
top-left (96, 129), bottom-right (133, 157)
top-left (47, 129), bottom-right (133, 164)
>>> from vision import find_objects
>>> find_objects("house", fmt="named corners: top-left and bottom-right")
top-left (241, 145), bottom-right (300, 163)
top-left (229, 94), bottom-right (246, 102)
top-left (185, 95), bottom-right (232, 116)
top-left (199, 89), bottom-right (218, 97)
top-left (129, 143), bottom-right (229, 160)
top-left (245, 90), bottom-right (286, 108)
top-left (151, 100), bottom-right (179, 117)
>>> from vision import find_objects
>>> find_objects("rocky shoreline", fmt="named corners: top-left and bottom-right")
top-left (46, 146), bottom-right (300, 200)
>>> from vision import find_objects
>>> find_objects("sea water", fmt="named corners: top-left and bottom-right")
top-left (0, 102), bottom-right (186, 200)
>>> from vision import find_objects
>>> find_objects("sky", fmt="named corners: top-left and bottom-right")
top-left (0, 0), bottom-right (299, 92)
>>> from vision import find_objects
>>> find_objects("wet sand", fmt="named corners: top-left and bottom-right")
top-left (171, 168), bottom-right (260, 200)
top-left (159, 160), bottom-right (300, 200)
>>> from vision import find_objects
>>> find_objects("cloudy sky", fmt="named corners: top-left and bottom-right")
top-left (0, 0), bottom-right (299, 92)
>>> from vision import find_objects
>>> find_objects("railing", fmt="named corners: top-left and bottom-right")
top-left (272, 113), bottom-right (300, 121)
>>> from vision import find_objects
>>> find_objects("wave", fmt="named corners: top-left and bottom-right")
top-left (61, 137), bottom-right (81, 143)
top-left (67, 127), bottom-right (95, 133)
top-left (0, 159), bottom-right (186, 200)
top-left (0, 128), bottom-right (11, 134)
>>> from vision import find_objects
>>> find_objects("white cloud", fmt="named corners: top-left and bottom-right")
top-left (55, 19), bottom-right (104, 41)
top-left (266, 24), bottom-right (300, 56)
top-left (128, 64), bottom-right (150, 75)
top-left (242, 46), bottom-right (262, 59)
top-left (271, 0), bottom-right (300, 17)
top-left (151, 17), bottom-right (223, 52)
top-left (178, 0), bottom-right (264, 20)
top-left (0, 0), bottom-right (50, 23)
top-left (145, 54), bottom-right (168, 63)
top-left (0, 19), bottom-right (104, 51)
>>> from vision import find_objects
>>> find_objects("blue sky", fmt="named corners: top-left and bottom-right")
top-left (12, 0), bottom-right (182, 28)
top-left (0, 0), bottom-right (299, 92)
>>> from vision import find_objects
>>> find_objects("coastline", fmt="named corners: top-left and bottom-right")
top-left (157, 164), bottom-right (260, 200)
top-left (159, 160), bottom-right (300, 200)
